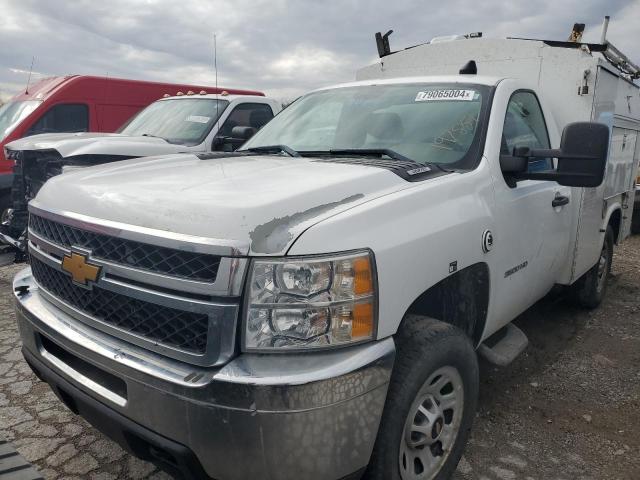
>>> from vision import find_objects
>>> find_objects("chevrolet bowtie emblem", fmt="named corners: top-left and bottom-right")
top-left (61, 252), bottom-right (101, 287)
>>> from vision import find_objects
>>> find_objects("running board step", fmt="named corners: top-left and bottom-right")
top-left (478, 323), bottom-right (528, 366)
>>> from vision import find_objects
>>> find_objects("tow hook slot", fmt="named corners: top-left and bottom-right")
top-left (15, 285), bottom-right (30, 297)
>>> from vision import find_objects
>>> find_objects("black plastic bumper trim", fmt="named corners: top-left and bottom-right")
top-left (22, 347), bottom-right (210, 480)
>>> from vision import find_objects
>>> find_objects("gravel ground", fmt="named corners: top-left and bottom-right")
top-left (1, 236), bottom-right (639, 480)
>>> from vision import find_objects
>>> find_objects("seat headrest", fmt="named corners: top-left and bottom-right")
top-left (366, 112), bottom-right (404, 140)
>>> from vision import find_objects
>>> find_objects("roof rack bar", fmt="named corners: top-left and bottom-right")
top-left (603, 41), bottom-right (640, 80)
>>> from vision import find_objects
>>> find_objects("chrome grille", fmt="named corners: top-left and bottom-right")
top-left (29, 214), bottom-right (221, 282)
top-left (30, 255), bottom-right (210, 354)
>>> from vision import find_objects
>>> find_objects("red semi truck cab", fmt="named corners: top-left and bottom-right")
top-left (0, 75), bottom-right (263, 205)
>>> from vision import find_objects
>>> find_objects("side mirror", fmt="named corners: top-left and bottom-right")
top-left (212, 126), bottom-right (257, 151)
top-left (554, 122), bottom-right (609, 187)
top-left (500, 122), bottom-right (609, 188)
top-left (231, 126), bottom-right (257, 141)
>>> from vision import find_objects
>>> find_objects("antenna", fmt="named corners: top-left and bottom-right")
top-left (25, 56), bottom-right (35, 94)
top-left (214, 33), bottom-right (218, 93)
top-left (213, 33), bottom-right (222, 145)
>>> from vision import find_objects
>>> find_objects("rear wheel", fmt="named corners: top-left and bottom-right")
top-left (569, 225), bottom-right (614, 309)
top-left (365, 316), bottom-right (478, 480)
top-left (632, 209), bottom-right (640, 235)
top-left (0, 190), bottom-right (11, 221)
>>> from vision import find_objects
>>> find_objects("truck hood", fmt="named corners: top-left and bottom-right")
top-left (32, 153), bottom-right (412, 255)
top-left (5, 132), bottom-right (191, 158)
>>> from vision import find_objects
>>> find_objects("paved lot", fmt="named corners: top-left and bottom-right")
top-left (1, 236), bottom-right (639, 480)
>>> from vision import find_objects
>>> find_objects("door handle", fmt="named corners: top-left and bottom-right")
top-left (552, 195), bottom-right (570, 208)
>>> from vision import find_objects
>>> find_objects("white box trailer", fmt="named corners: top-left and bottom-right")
top-left (357, 36), bottom-right (640, 283)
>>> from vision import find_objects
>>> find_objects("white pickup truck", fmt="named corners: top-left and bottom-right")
top-left (13, 34), bottom-right (639, 480)
top-left (1, 93), bottom-right (280, 260)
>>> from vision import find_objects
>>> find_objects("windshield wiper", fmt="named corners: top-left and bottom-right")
top-left (301, 148), bottom-right (450, 172)
top-left (141, 133), bottom-right (179, 144)
top-left (325, 148), bottom-right (413, 162)
top-left (244, 145), bottom-right (300, 157)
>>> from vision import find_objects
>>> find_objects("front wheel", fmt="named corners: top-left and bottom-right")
top-left (365, 316), bottom-right (478, 480)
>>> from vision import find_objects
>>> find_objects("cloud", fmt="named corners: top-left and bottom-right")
top-left (0, 0), bottom-right (636, 105)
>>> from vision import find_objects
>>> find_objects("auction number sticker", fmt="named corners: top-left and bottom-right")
top-left (415, 89), bottom-right (475, 102)
top-left (186, 115), bottom-right (211, 123)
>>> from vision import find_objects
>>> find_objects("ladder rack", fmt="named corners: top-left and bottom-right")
top-left (602, 41), bottom-right (640, 80)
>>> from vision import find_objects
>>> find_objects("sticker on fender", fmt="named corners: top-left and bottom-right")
top-left (415, 90), bottom-right (475, 102)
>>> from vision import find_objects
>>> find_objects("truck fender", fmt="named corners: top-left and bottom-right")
top-left (602, 203), bottom-right (622, 244)
top-left (401, 262), bottom-right (490, 347)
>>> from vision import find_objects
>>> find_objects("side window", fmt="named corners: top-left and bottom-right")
top-left (27, 104), bottom-right (89, 136)
top-left (218, 103), bottom-right (274, 137)
top-left (501, 92), bottom-right (551, 172)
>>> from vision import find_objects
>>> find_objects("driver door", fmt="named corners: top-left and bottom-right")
top-left (491, 91), bottom-right (572, 324)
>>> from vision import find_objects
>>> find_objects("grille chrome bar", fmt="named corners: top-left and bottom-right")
top-left (29, 213), bottom-right (222, 283)
top-left (29, 231), bottom-right (247, 297)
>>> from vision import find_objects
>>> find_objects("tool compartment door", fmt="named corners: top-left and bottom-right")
top-left (572, 67), bottom-right (640, 281)
top-left (610, 128), bottom-right (639, 239)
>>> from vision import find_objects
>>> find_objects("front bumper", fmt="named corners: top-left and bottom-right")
top-left (14, 267), bottom-right (394, 480)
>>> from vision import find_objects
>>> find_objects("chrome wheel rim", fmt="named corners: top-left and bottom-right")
top-left (399, 366), bottom-right (464, 480)
top-left (596, 238), bottom-right (609, 293)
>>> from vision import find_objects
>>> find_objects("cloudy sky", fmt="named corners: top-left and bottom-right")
top-left (0, 0), bottom-right (638, 103)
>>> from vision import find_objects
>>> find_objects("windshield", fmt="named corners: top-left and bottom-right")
top-left (120, 98), bottom-right (229, 146)
top-left (0, 100), bottom-right (42, 141)
top-left (242, 83), bottom-right (490, 167)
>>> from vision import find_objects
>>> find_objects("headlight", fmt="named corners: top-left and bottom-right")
top-left (244, 250), bottom-right (377, 351)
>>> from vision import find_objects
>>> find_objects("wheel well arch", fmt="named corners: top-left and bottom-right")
top-left (607, 208), bottom-right (622, 244)
top-left (404, 262), bottom-right (490, 347)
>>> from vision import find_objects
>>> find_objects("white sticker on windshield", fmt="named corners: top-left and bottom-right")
top-left (186, 115), bottom-right (211, 123)
top-left (415, 89), bottom-right (475, 102)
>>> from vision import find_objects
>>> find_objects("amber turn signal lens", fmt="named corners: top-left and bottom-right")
top-left (353, 257), bottom-right (373, 295)
top-left (352, 302), bottom-right (374, 339)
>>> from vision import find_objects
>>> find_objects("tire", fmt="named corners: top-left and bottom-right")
top-left (632, 209), bottom-right (640, 235)
top-left (365, 316), bottom-right (479, 480)
top-left (0, 190), bottom-right (11, 218)
top-left (569, 225), bottom-right (614, 309)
